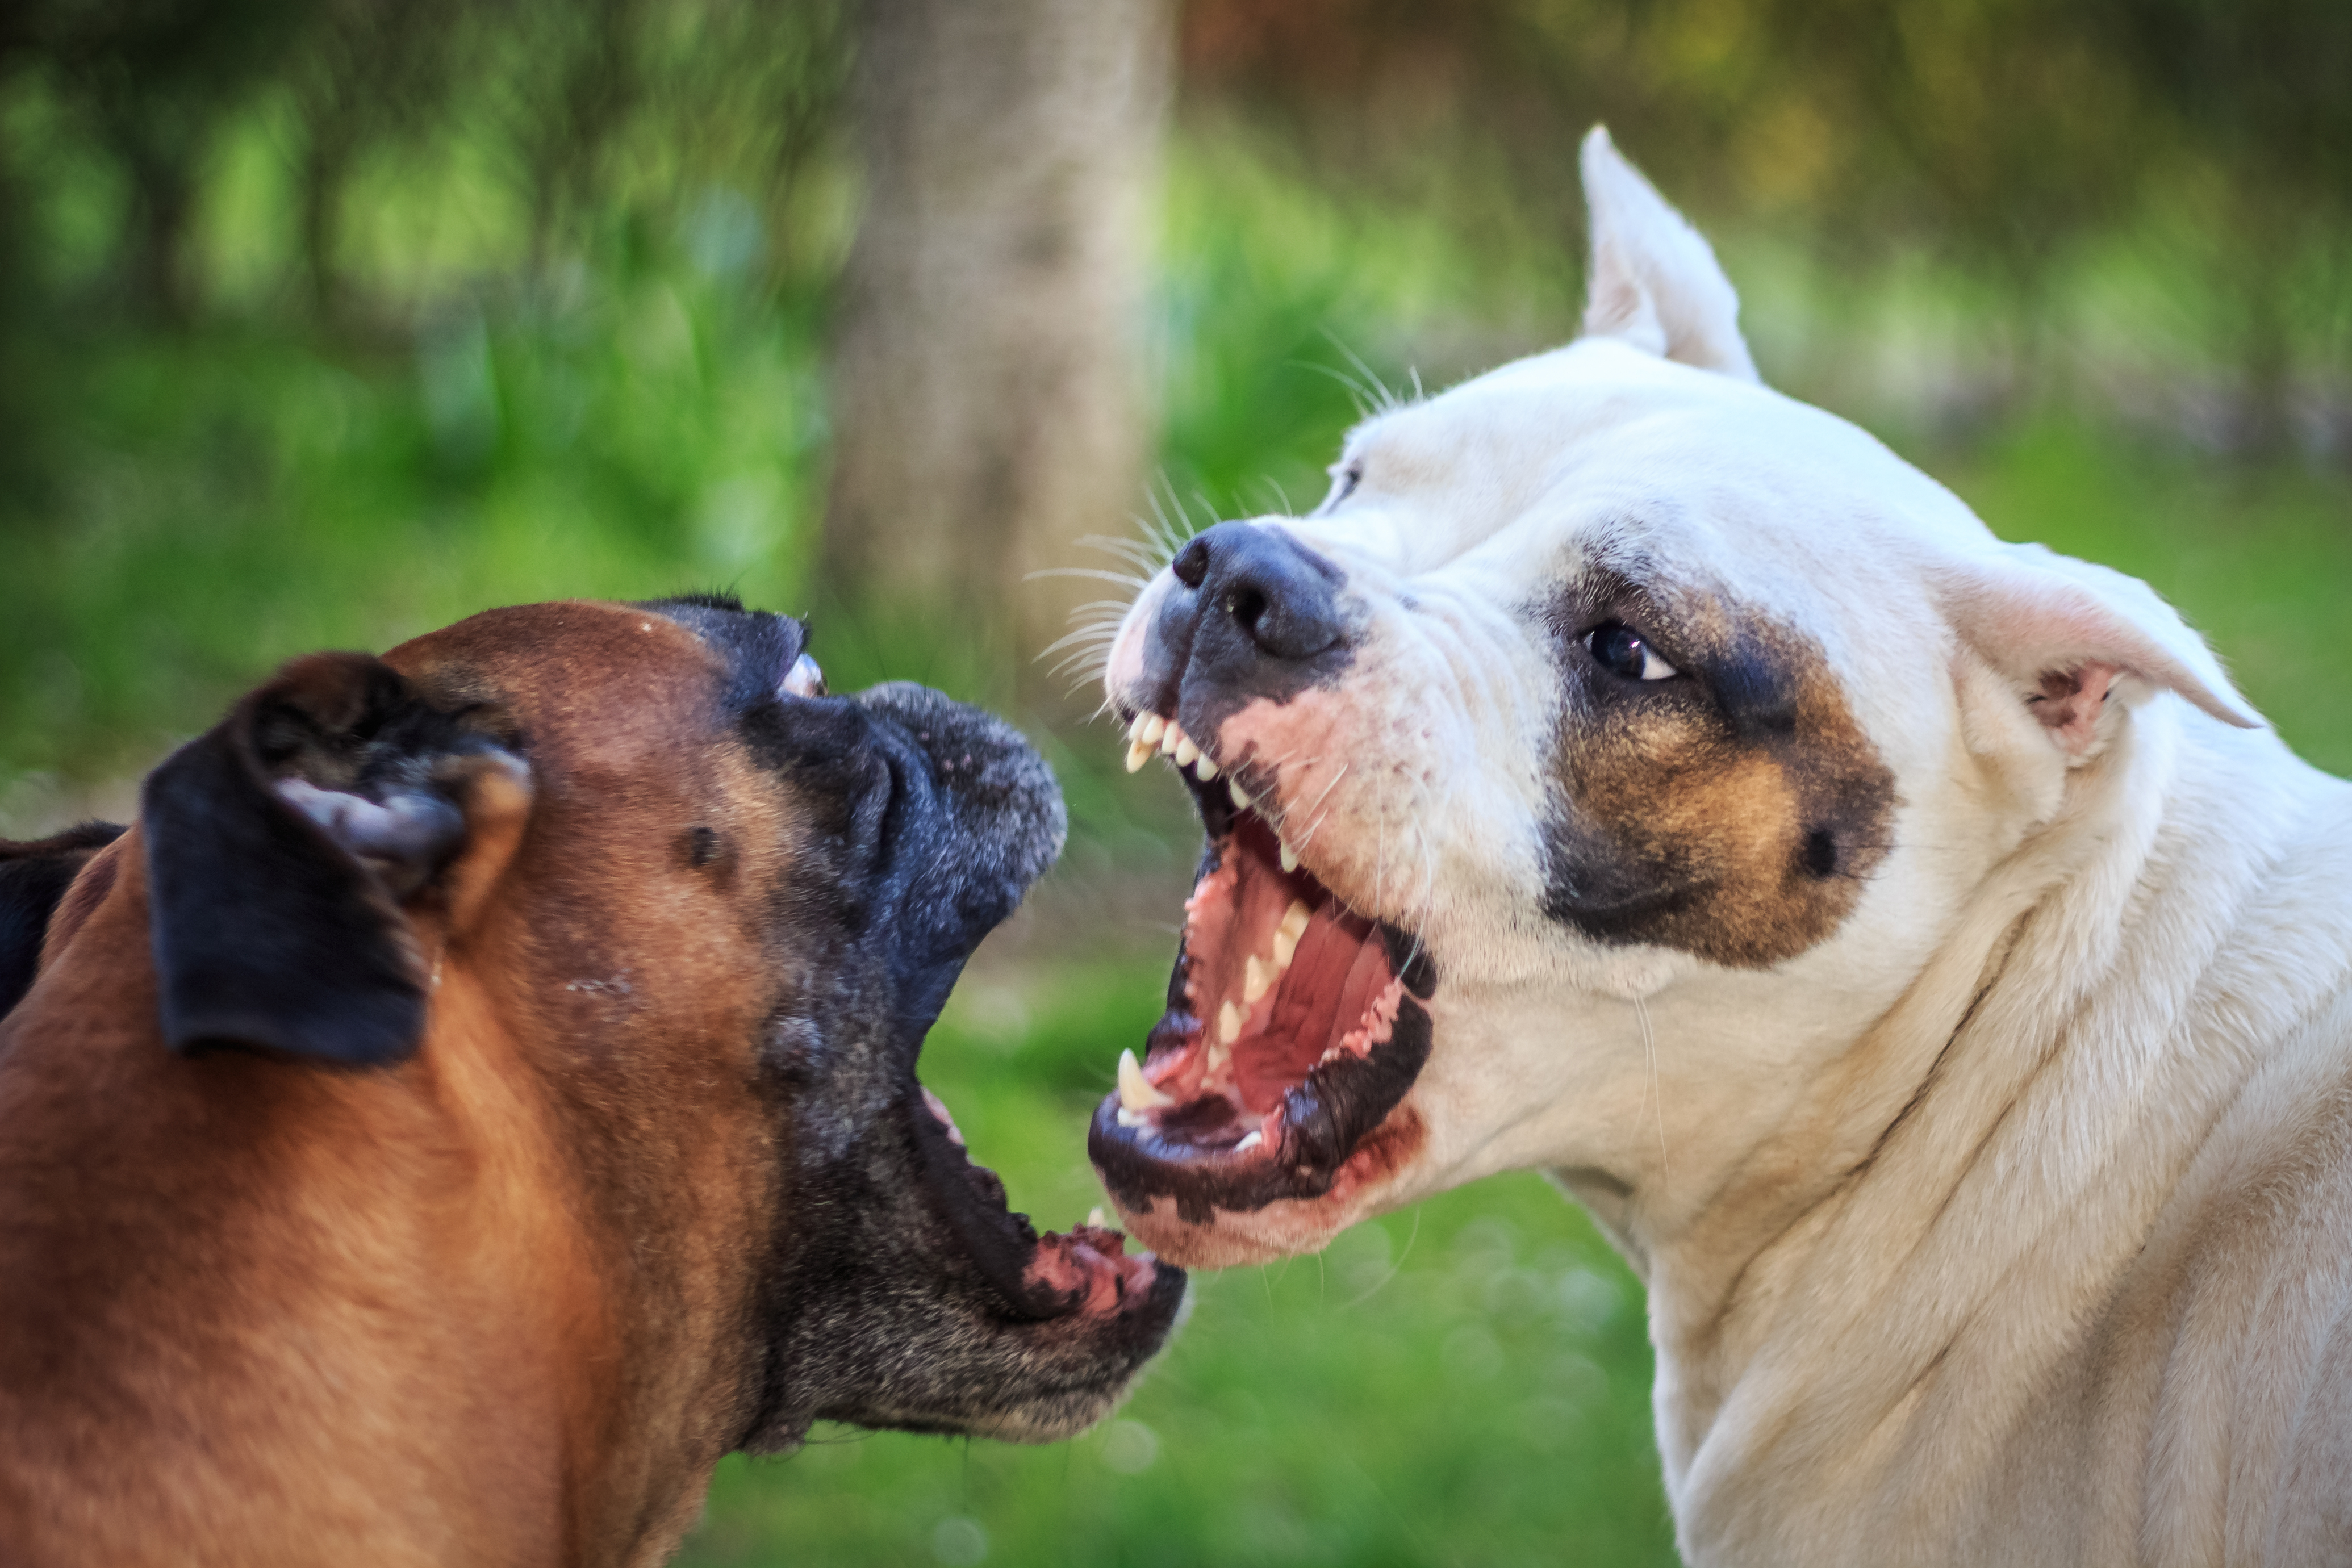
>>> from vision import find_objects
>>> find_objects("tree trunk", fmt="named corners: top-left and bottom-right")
top-left (821, 0), bottom-right (1171, 714)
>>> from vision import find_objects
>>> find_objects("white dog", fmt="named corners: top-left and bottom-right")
top-left (1088, 128), bottom-right (2352, 1566)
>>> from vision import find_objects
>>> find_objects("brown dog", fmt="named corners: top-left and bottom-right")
top-left (0, 596), bottom-right (1183, 1568)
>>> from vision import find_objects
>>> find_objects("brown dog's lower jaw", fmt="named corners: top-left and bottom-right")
top-left (1087, 734), bottom-right (1434, 1232)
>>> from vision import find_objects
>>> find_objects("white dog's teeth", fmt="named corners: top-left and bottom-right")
top-left (1117, 1047), bottom-right (1176, 1111)
top-left (1229, 779), bottom-right (1251, 809)
top-left (1272, 899), bottom-right (1311, 968)
top-left (1196, 754), bottom-right (1219, 781)
top-left (1243, 955), bottom-right (1272, 1002)
top-left (1218, 999), bottom-right (1244, 1044)
top-left (1087, 1206), bottom-right (1109, 1227)
top-left (1233, 1130), bottom-right (1263, 1154)
top-left (1173, 734), bottom-right (1201, 768)
top-left (1138, 713), bottom-right (1167, 747)
top-left (1126, 712), bottom-right (1146, 742)
top-left (1160, 721), bottom-right (1184, 757)
top-left (1279, 841), bottom-right (1300, 873)
top-left (1116, 1107), bottom-right (1149, 1128)
top-left (1124, 738), bottom-right (1154, 773)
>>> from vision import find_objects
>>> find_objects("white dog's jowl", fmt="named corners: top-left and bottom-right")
top-left (1091, 128), bottom-right (2352, 1566)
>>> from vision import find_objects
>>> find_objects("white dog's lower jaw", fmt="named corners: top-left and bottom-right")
top-left (1086, 768), bottom-right (1436, 1265)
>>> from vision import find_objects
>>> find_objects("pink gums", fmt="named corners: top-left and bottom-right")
top-left (1023, 1227), bottom-right (1159, 1317)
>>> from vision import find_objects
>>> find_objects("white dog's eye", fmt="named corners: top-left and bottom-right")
top-left (1585, 621), bottom-right (1678, 681)
top-left (1321, 457), bottom-right (1364, 512)
top-left (781, 652), bottom-right (826, 699)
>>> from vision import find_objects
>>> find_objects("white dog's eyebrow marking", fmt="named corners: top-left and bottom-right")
top-left (1539, 574), bottom-right (1898, 968)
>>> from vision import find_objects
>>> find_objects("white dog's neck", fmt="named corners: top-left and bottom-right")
top-left (1620, 704), bottom-right (2352, 1557)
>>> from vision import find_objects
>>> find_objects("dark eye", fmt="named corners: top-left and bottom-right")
top-left (1322, 457), bottom-right (1364, 511)
top-left (1585, 621), bottom-right (1678, 681)
top-left (780, 652), bottom-right (826, 699)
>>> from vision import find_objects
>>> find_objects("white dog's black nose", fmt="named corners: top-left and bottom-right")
top-left (1169, 521), bottom-right (1346, 663)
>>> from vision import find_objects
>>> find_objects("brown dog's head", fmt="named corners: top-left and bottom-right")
top-left (128, 595), bottom-right (1183, 1448)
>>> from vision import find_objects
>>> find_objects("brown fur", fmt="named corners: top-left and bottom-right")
top-left (2, 604), bottom-right (833, 1566)
top-left (1550, 587), bottom-right (1896, 968)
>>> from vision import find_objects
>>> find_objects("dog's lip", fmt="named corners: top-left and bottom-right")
top-left (907, 1073), bottom-right (1168, 1323)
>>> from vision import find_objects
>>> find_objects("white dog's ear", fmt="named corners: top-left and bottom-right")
top-left (1936, 542), bottom-right (2261, 754)
top-left (1578, 126), bottom-right (1760, 382)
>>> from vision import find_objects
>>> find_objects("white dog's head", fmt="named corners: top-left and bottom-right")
top-left (1089, 129), bottom-right (2258, 1269)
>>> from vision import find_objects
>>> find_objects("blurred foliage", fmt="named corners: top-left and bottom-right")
top-left (1179, 0), bottom-right (2352, 402)
top-left (4, 0), bottom-right (2350, 813)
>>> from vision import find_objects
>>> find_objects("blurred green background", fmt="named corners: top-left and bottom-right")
top-left (4, 1), bottom-right (2350, 1563)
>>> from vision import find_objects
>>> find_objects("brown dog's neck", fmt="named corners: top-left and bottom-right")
top-left (0, 839), bottom-right (733, 1567)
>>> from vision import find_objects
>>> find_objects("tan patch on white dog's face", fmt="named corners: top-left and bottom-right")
top-left (1540, 572), bottom-right (1898, 968)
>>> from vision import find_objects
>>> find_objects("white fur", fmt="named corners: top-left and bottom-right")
top-left (1105, 131), bottom-right (2352, 1564)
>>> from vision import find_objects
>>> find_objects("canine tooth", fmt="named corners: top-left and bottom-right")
top-left (1229, 779), bottom-right (1251, 809)
top-left (1173, 734), bottom-right (1201, 768)
top-left (1218, 1000), bottom-right (1243, 1044)
top-left (1126, 713), bottom-right (1146, 742)
top-left (1233, 1130), bottom-right (1264, 1153)
top-left (1117, 1107), bottom-right (1149, 1128)
top-left (1196, 754), bottom-right (1219, 781)
top-left (1117, 1048), bottom-right (1176, 1111)
top-left (1243, 955), bottom-right (1272, 1002)
top-left (1279, 841), bottom-right (1300, 873)
top-left (1160, 721), bottom-right (1184, 756)
top-left (1138, 713), bottom-right (1167, 747)
top-left (1125, 739), bottom-right (1154, 773)
top-left (1087, 1206), bottom-right (1108, 1228)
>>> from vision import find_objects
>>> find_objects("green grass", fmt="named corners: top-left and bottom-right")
top-left (676, 957), bottom-right (1677, 1568)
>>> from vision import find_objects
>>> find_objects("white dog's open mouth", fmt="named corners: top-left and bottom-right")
top-left (1088, 724), bottom-right (1434, 1223)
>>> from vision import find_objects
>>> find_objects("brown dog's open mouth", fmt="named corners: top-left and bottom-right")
top-left (912, 1077), bottom-right (1166, 1322)
top-left (1088, 737), bottom-right (1434, 1224)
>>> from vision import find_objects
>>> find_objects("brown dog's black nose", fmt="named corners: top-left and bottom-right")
top-left (1169, 521), bottom-right (1346, 662)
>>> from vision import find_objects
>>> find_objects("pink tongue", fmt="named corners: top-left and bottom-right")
top-left (1233, 905), bottom-right (1380, 1114)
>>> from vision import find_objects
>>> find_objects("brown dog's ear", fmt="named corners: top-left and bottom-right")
top-left (1, 823), bottom-right (126, 1017)
top-left (141, 652), bottom-right (530, 1066)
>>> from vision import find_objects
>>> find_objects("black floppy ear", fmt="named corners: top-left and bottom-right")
top-left (141, 651), bottom-right (529, 1067)
top-left (1, 822), bottom-right (126, 1017)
